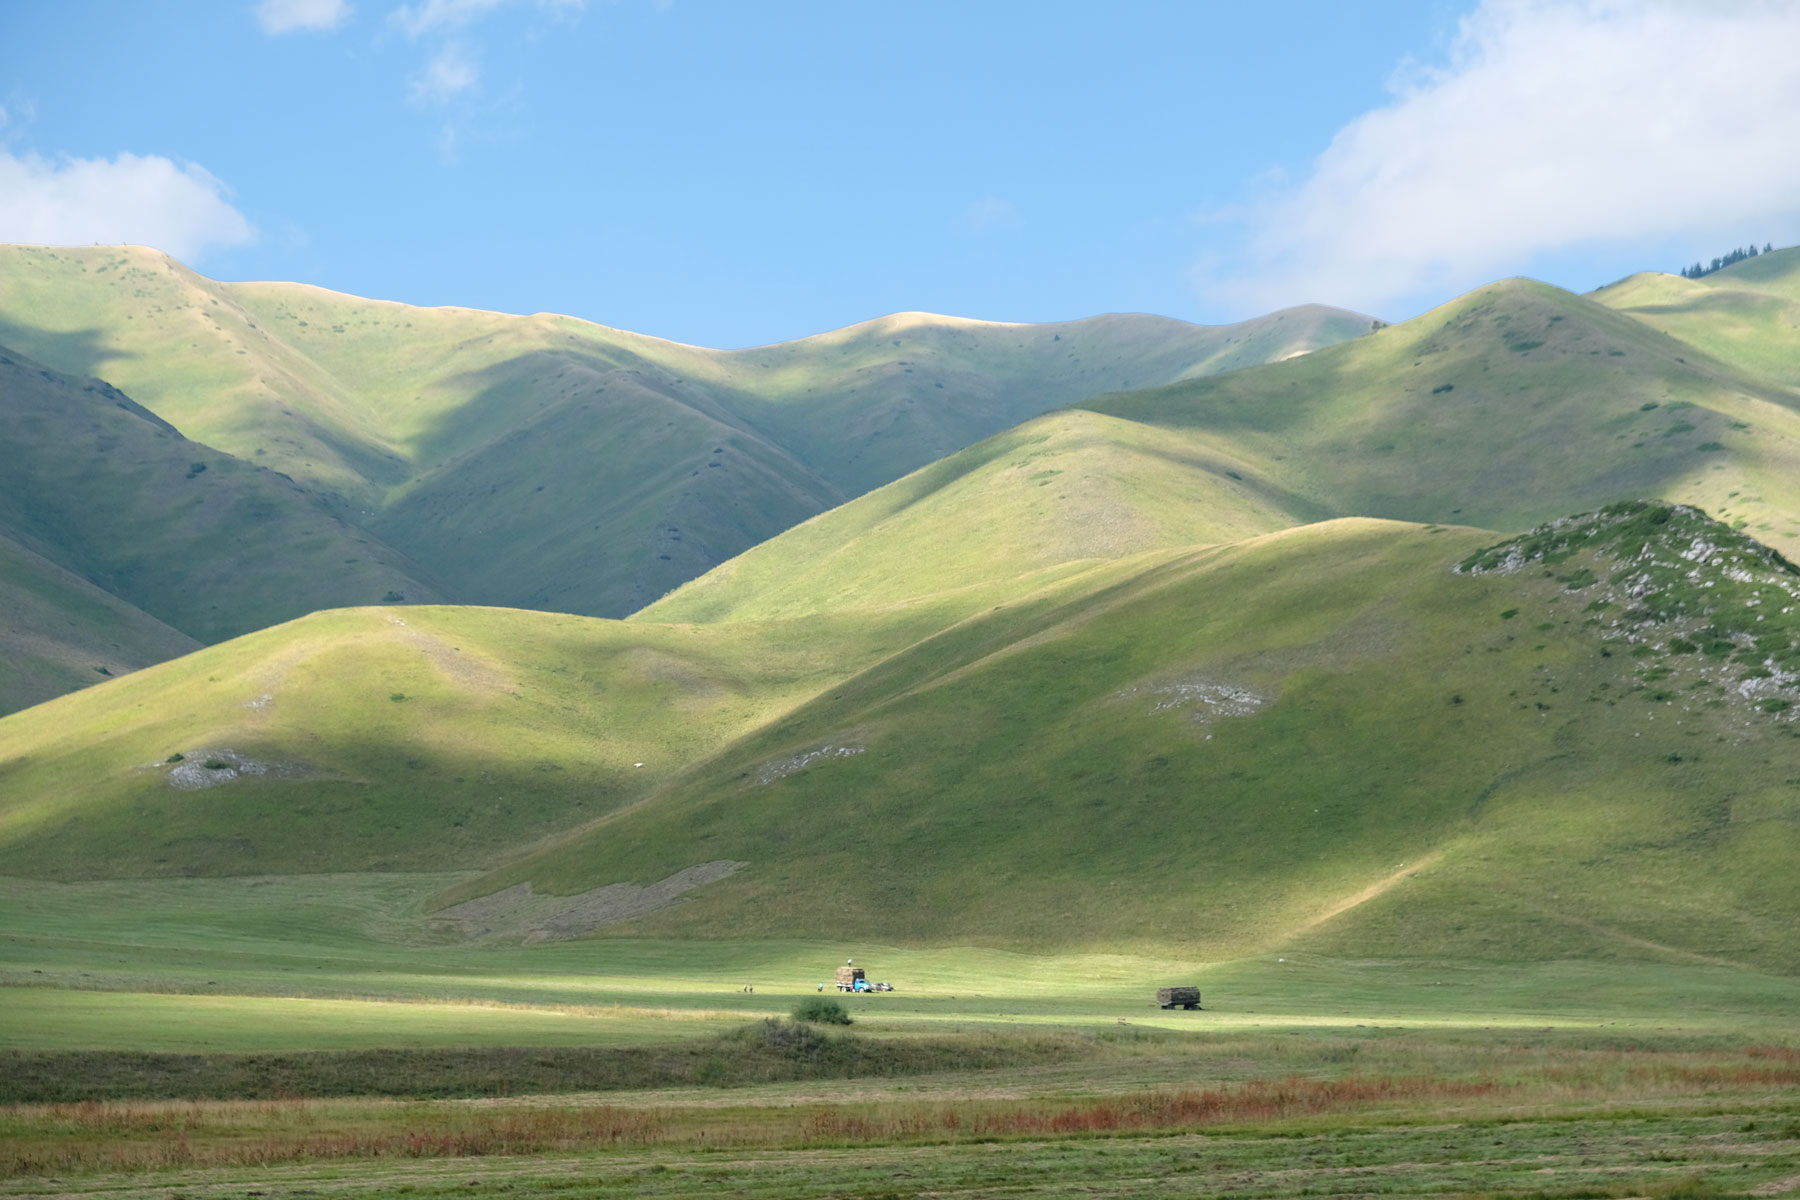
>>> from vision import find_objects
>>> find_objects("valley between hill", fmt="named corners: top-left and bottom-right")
top-left (0, 245), bottom-right (1372, 635)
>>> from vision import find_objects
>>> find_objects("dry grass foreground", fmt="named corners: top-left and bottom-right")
top-left (3, 1032), bottom-right (1799, 1197)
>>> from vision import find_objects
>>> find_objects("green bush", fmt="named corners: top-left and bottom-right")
top-left (791, 997), bottom-right (852, 1025)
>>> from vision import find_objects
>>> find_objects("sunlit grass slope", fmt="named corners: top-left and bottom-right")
top-left (471, 508), bottom-right (1800, 969)
top-left (1593, 244), bottom-right (1800, 387)
top-left (0, 533), bottom-right (198, 716)
top-left (0, 604), bottom-right (917, 879)
top-left (0, 343), bottom-right (443, 643)
top-left (0, 244), bottom-right (1372, 617)
top-left (1088, 278), bottom-right (1800, 560)
top-left (640, 409), bottom-right (1323, 625)
top-left (2, 497), bottom-right (1797, 968)
top-left (710, 306), bottom-right (1376, 497)
top-left (643, 278), bottom-right (1800, 628)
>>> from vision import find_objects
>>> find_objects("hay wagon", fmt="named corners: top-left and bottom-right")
top-left (1157, 986), bottom-right (1202, 1010)
top-left (834, 963), bottom-right (894, 993)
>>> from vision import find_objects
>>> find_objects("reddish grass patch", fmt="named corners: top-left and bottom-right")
top-left (5, 1106), bottom-right (672, 1175)
top-left (800, 1074), bottom-right (1501, 1143)
top-left (1744, 1045), bottom-right (1800, 1063)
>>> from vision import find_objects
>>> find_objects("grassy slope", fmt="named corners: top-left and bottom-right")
top-left (704, 305), bottom-right (1376, 497)
top-left (0, 533), bottom-right (199, 716)
top-left (640, 409), bottom-right (1324, 626)
top-left (0, 344), bottom-right (444, 643)
top-left (6, 271), bottom-right (1800, 968)
top-left (5, 257), bottom-right (1800, 973)
top-left (0, 247), bottom-right (404, 507)
top-left (646, 277), bottom-right (1800, 627)
top-left (367, 360), bottom-right (844, 616)
top-left (0, 601), bottom-right (933, 879)
top-left (1594, 244), bottom-right (1800, 386)
top-left (0, 245), bottom-right (1372, 617)
top-left (1090, 277), bottom-right (1800, 560)
top-left (478, 510), bottom-right (1800, 969)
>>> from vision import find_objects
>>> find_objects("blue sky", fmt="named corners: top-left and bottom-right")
top-left (3, 1), bottom-right (1798, 347)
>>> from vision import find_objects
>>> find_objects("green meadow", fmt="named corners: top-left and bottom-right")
top-left (5, 875), bottom-right (1800, 1198)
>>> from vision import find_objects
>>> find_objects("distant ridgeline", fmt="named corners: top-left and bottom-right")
top-left (1679, 243), bottom-right (1776, 279)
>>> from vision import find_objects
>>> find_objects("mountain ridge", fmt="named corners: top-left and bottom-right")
top-left (0, 243), bottom-right (1377, 623)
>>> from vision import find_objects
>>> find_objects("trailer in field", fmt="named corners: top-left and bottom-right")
top-left (1157, 986), bottom-right (1201, 1010)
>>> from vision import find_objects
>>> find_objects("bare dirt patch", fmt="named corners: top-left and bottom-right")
top-left (1752, 1170), bottom-right (1800, 1196)
top-left (432, 861), bottom-right (747, 942)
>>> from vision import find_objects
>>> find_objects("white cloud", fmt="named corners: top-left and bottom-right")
top-left (410, 43), bottom-right (479, 103)
top-left (256, 0), bottom-right (351, 34)
top-left (392, 0), bottom-right (506, 37)
top-left (1204, 0), bottom-right (1800, 316)
top-left (0, 151), bottom-right (255, 262)
top-left (390, 0), bottom-right (578, 38)
top-left (965, 196), bottom-right (1018, 232)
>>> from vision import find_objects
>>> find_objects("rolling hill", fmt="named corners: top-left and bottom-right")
top-left (0, 533), bottom-right (199, 717)
top-left (4, 249), bottom-right (1800, 971)
top-left (1593, 244), bottom-right (1800, 387)
top-left (0, 598), bottom-right (927, 880)
top-left (0, 245), bottom-right (1375, 618)
top-left (7, 499), bottom-right (1795, 971)
top-left (1087, 277), bottom-right (1800, 558)
top-left (646, 275), bottom-right (1800, 627)
top-left (0, 343), bottom-right (444, 649)
top-left (463, 503), bottom-right (1800, 967)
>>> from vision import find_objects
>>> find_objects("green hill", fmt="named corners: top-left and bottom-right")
top-left (706, 306), bottom-right (1374, 498)
top-left (0, 600), bottom-right (916, 880)
top-left (1090, 277), bottom-right (1800, 559)
top-left (0, 245), bottom-right (1373, 617)
top-left (1593, 245), bottom-right (1800, 387)
top-left (469, 504), bottom-right (1800, 967)
top-left (640, 408), bottom-right (1319, 627)
top-left (647, 277), bottom-right (1800, 627)
top-left (6, 253), bottom-right (1800, 972)
top-left (0, 344), bottom-right (444, 644)
top-left (5, 495), bottom-right (1797, 970)
top-left (0, 533), bottom-right (199, 717)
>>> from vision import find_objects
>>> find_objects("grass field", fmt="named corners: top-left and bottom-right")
top-left (5, 866), bottom-right (1800, 1194)
top-left (7, 871), bottom-right (1800, 1050)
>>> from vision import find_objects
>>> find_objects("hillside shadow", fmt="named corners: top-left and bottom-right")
top-left (0, 318), bottom-right (134, 383)
top-left (403, 347), bottom-right (757, 474)
top-left (1615, 290), bottom-right (1786, 320)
